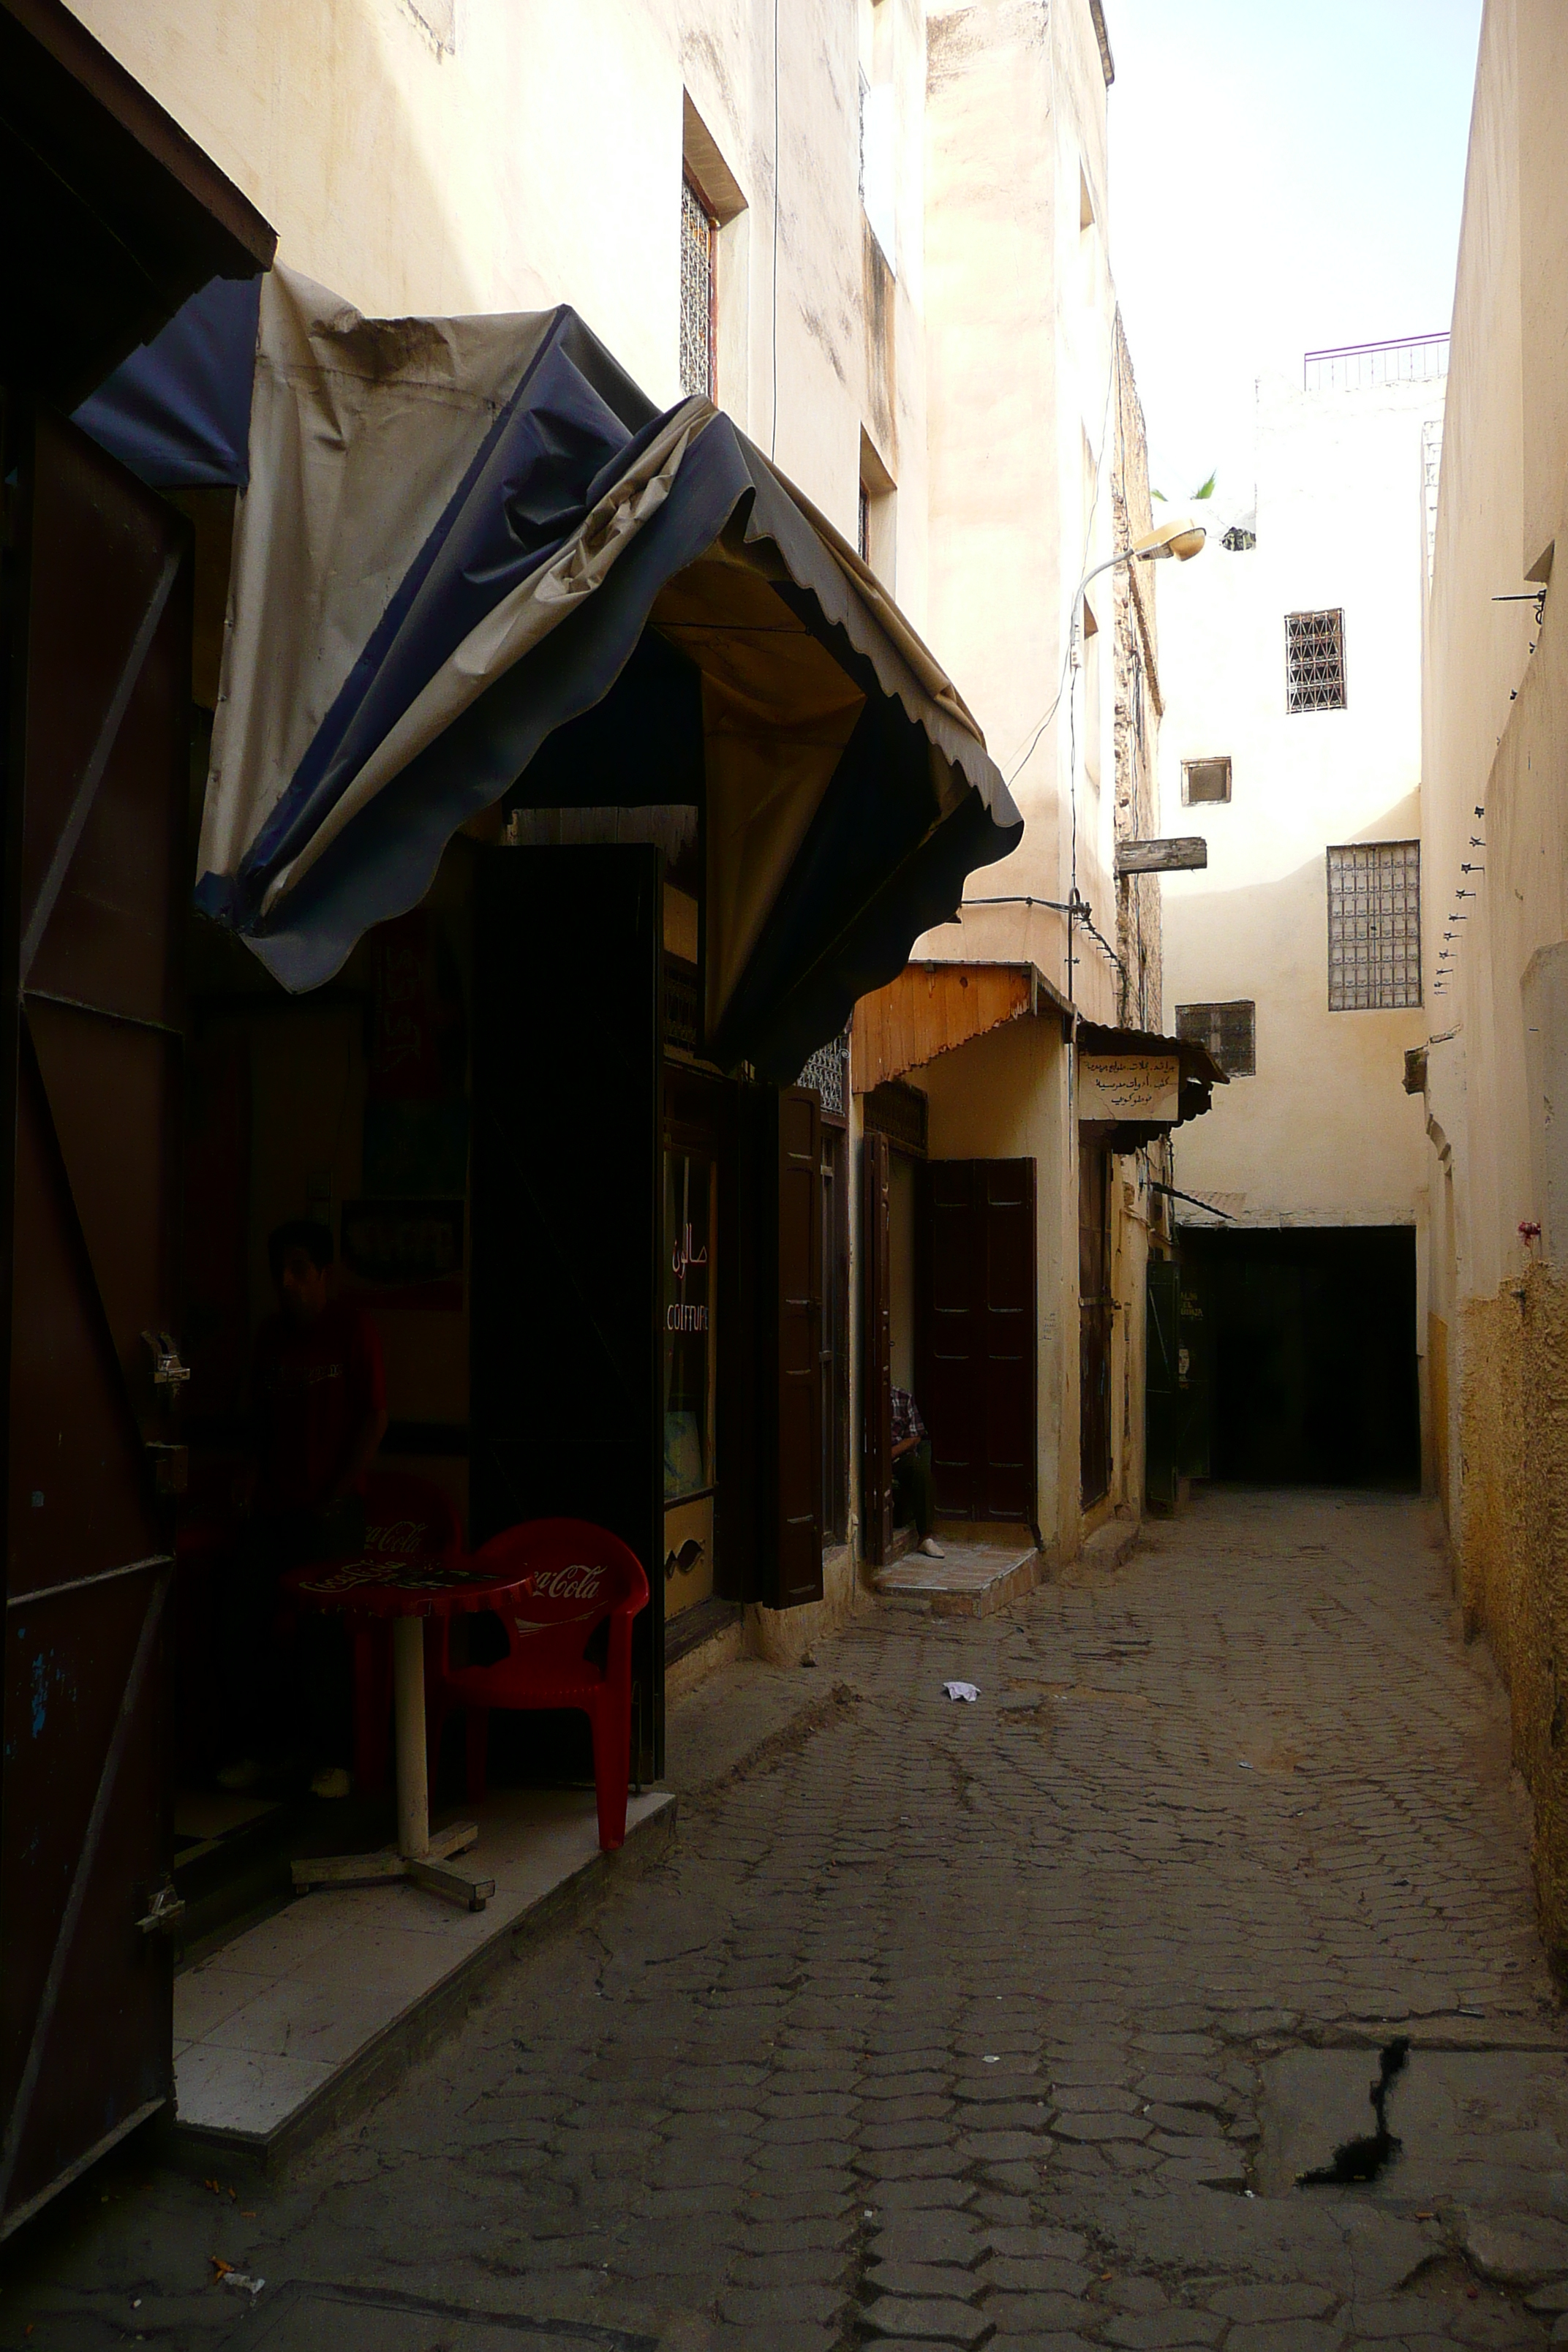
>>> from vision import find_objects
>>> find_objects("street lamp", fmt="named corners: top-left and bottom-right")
top-left (1077, 511), bottom-right (1207, 600)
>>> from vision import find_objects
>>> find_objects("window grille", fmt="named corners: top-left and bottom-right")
top-left (1327, 841), bottom-right (1422, 1011)
top-left (1182, 756), bottom-right (1232, 806)
top-left (679, 175), bottom-right (715, 402)
top-left (858, 481), bottom-right (870, 564)
top-left (862, 1079), bottom-right (927, 1156)
top-left (1221, 524), bottom-right (1256, 553)
top-left (1286, 609), bottom-right (1346, 712)
top-left (796, 1028), bottom-right (849, 1119)
top-left (1176, 1000), bottom-right (1256, 1079)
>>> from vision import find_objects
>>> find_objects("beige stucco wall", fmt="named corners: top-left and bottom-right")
top-left (916, 0), bottom-right (1125, 1023)
top-left (1420, 0), bottom-right (1568, 1968)
top-left (1158, 372), bottom-right (1436, 1228)
top-left (66, 0), bottom-right (930, 595)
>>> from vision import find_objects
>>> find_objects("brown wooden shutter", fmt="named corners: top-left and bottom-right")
top-left (1079, 1141), bottom-right (1112, 1507)
top-left (771, 1086), bottom-right (823, 1606)
top-left (859, 1126), bottom-right (893, 1566)
top-left (1, 410), bottom-right (191, 2237)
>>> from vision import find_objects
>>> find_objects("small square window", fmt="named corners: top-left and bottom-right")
top-left (1183, 756), bottom-right (1232, 806)
top-left (679, 174), bottom-right (716, 402)
top-left (1286, 608), bottom-right (1346, 712)
top-left (1327, 841), bottom-right (1422, 1011)
top-left (1176, 1000), bottom-right (1256, 1079)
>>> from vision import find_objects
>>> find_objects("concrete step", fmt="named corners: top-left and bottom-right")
top-left (874, 1536), bottom-right (1041, 1618)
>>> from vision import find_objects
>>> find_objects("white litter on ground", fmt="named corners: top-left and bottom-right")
top-left (943, 1681), bottom-right (979, 1703)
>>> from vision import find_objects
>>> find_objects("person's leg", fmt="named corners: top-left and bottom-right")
top-left (214, 1519), bottom-right (287, 1778)
top-left (293, 1501), bottom-right (364, 1791)
top-left (912, 1441), bottom-right (944, 1556)
top-left (892, 1453), bottom-right (913, 1529)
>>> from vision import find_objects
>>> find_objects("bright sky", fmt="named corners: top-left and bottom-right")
top-left (1107, 0), bottom-right (1483, 521)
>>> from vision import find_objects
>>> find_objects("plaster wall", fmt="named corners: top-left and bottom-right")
top-left (1158, 374), bottom-right (1437, 1226)
top-left (66, 0), bottom-right (931, 600)
top-left (916, 0), bottom-right (1123, 1022)
top-left (1420, 0), bottom-right (1568, 1968)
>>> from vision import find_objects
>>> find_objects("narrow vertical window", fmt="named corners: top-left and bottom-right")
top-left (1286, 608), bottom-right (1346, 712)
top-left (679, 173), bottom-right (716, 402)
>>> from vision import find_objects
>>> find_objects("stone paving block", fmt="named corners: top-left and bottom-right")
top-left (1103, 2313), bottom-right (1226, 2348)
top-left (1209, 2284), bottom-right (1337, 2322)
top-left (982, 2289), bottom-right (1103, 2331)
top-left (863, 2295), bottom-right (990, 2342)
top-left (1224, 2322), bottom-right (1345, 2352)
top-left (868, 2260), bottom-right (986, 2299)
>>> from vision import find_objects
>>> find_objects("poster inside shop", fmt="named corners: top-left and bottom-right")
top-left (1077, 1051), bottom-right (1180, 1124)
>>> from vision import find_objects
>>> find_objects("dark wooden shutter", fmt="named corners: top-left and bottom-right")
top-left (1079, 1142), bottom-right (1112, 1507)
top-left (770, 1086), bottom-right (823, 1606)
top-left (859, 1126), bottom-right (892, 1567)
top-left (470, 844), bottom-right (663, 1777)
top-left (0, 410), bottom-right (191, 2236)
top-left (918, 1158), bottom-right (1036, 1526)
top-left (1145, 1254), bottom-right (1180, 1511)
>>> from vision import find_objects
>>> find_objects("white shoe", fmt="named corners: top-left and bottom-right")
top-left (919, 1537), bottom-right (946, 1559)
top-left (310, 1765), bottom-right (352, 1801)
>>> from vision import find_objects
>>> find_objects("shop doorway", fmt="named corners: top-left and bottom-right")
top-left (916, 1158), bottom-right (1037, 1525)
top-left (1078, 1142), bottom-right (1112, 1509)
top-left (1177, 1224), bottom-right (1420, 1488)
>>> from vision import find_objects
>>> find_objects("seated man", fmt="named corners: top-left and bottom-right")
top-left (890, 1384), bottom-right (944, 1560)
top-left (217, 1219), bottom-right (388, 1798)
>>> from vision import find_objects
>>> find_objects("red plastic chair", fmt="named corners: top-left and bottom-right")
top-left (426, 1518), bottom-right (649, 1851)
top-left (350, 1472), bottom-right (462, 1794)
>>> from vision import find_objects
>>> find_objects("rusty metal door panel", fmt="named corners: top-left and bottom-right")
top-left (6, 1041), bottom-right (168, 1597)
top-left (0, 1567), bottom-right (171, 2233)
top-left (27, 1002), bottom-right (181, 1394)
top-left (0, 407), bottom-right (189, 2237)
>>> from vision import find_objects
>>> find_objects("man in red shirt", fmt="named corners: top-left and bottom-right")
top-left (217, 1221), bottom-right (388, 1798)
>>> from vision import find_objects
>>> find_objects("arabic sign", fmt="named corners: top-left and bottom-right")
top-left (1078, 1052), bottom-right (1180, 1124)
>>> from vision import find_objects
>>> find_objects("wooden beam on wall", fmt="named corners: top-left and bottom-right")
top-left (852, 963), bottom-right (1034, 1093)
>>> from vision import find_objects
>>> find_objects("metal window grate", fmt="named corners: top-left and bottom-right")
top-left (796, 1028), bottom-right (849, 1118)
top-left (1327, 841), bottom-right (1422, 1011)
top-left (1175, 1000), bottom-right (1256, 1079)
top-left (1286, 609), bottom-right (1346, 712)
top-left (863, 1079), bottom-right (928, 1156)
top-left (665, 954), bottom-right (701, 1052)
top-left (1183, 756), bottom-right (1232, 806)
top-left (679, 176), bottom-right (715, 402)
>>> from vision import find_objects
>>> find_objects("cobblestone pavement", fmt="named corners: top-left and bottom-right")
top-left (7, 1489), bottom-right (1568, 2352)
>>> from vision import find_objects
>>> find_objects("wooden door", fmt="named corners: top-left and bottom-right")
top-left (917, 1159), bottom-right (1036, 1523)
top-left (1145, 1254), bottom-right (1180, 1511)
top-left (470, 844), bottom-right (663, 1778)
top-left (0, 410), bottom-right (192, 2237)
top-left (1079, 1142), bottom-right (1112, 1507)
top-left (859, 1128), bottom-right (892, 1567)
top-left (771, 1087), bottom-right (823, 1606)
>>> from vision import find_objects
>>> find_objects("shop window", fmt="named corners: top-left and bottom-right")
top-left (1176, 999), bottom-right (1256, 1079)
top-left (1327, 841), bottom-right (1422, 1011)
top-left (1286, 608), bottom-right (1346, 712)
top-left (1183, 756), bottom-right (1232, 806)
top-left (679, 173), bottom-right (716, 401)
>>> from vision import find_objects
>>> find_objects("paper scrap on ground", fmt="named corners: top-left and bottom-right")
top-left (943, 1681), bottom-right (979, 1703)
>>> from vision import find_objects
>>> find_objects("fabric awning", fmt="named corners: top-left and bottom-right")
top-left (1076, 1018), bottom-right (1226, 1150)
top-left (76, 269), bottom-right (1021, 1079)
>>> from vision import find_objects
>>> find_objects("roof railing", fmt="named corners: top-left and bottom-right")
top-left (1303, 333), bottom-right (1450, 392)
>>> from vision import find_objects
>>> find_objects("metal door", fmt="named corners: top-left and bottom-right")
top-left (0, 410), bottom-right (191, 2236)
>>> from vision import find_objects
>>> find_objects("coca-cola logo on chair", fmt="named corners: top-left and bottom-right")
top-left (510, 1561), bottom-right (606, 1636)
top-left (366, 1517), bottom-right (431, 1558)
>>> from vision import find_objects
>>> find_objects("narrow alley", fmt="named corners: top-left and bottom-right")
top-left (8, 1490), bottom-right (1563, 2352)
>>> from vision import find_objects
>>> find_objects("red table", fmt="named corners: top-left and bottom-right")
top-left (282, 1552), bottom-right (530, 1910)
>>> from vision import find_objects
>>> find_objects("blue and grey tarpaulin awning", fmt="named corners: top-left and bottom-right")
top-left (76, 269), bottom-right (1022, 1078)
